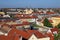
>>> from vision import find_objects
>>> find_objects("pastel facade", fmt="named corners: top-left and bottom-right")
top-left (28, 34), bottom-right (38, 40)
top-left (0, 12), bottom-right (5, 15)
top-left (24, 9), bottom-right (33, 14)
top-left (3, 14), bottom-right (10, 18)
top-left (38, 37), bottom-right (50, 40)
top-left (51, 17), bottom-right (60, 27)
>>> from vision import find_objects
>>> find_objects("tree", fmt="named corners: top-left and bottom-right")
top-left (54, 31), bottom-right (60, 40)
top-left (58, 32), bottom-right (60, 40)
top-left (43, 18), bottom-right (53, 28)
top-left (56, 23), bottom-right (60, 29)
top-left (54, 34), bottom-right (58, 40)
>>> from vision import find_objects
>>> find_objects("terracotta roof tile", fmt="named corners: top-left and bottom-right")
top-left (15, 15), bottom-right (38, 19)
top-left (8, 28), bottom-right (47, 39)
top-left (27, 30), bottom-right (46, 38)
top-left (0, 35), bottom-right (7, 40)
top-left (50, 28), bottom-right (58, 33)
top-left (8, 28), bottom-right (31, 39)
top-left (47, 12), bottom-right (55, 14)
top-left (0, 33), bottom-right (20, 40)
top-left (2, 24), bottom-right (10, 27)
top-left (49, 20), bottom-right (53, 23)
top-left (32, 12), bottom-right (43, 14)
top-left (45, 32), bottom-right (54, 40)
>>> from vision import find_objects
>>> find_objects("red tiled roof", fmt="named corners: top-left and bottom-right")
top-left (1, 24), bottom-right (10, 27)
top-left (0, 35), bottom-right (20, 40)
top-left (8, 28), bottom-right (31, 39)
top-left (22, 21), bottom-right (30, 24)
top-left (0, 35), bottom-right (7, 40)
top-left (8, 28), bottom-right (47, 39)
top-left (49, 20), bottom-right (53, 23)
top-left (50, 28), bottom-right (58, 33)
top-left (45, 32), bottom-right (54, 40)
top-left (46, 12), bottom-right (55, 14)
top-left (14, 35), bottom-right (20, 40)
top-left (27, 30), bottom-right (46, 38)
top-left (19, 16), bottom-right (38, 19)
top-left (0, 33), bottom-right (20, 40)
top-left (32, 12), bottom-right (43, 14)
top-left (15, 14), bottom-right (38, 19)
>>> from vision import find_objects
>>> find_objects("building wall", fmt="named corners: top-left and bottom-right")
top-left (1, 26), bottom-right (10, 32)
top-left (6, 21), bottom-right (17, 25)
top-left (24, 9), bottom-right (33, 14)
top-left (38, 37), bottom-right (50, 40)
top-left (51, 17), bottom-right (60, 27)
top-left (0, 12), bottom-right (5, 15)
top-left (24, 25), bottom-right (30, 28)
top-left (27, 19), bottom-right (35, 22)
top-left (20, 19), bottom-right (35, 22)
top-left (28, 34), bottom-right (38, 40)
top-left (28, 34), bottom-right (50, 40)
top-left (36, 21), bottom-right (43, 26)
top-left (19, 36), bottom-right (22, 40)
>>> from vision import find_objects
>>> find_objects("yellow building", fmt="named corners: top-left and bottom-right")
top-left (0, 12), bottom-right (5, 15)
top-left (24, 9), bottom-right (33, 14)
top-left (51, 16), bottom-right (60, 27)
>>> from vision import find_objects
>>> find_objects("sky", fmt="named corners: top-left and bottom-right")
top-left (0, 0), bottom-right (60, 8)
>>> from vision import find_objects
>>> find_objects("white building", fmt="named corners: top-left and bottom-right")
top-left (28, 34), bottom-right (50, 40)
top-left (3, 14), bottom-right (10, 18)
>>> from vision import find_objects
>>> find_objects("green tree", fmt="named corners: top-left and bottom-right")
top-left (56, 23), bottom-right (60, 29)
top-left (54, 34), bottom-right (58, 40)
top-left (54, 31), bottom-right (60, 40)
top-left (58, 32), bottom-right (60, 40)
top-left (43, 18), bottom-right (53, 28)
